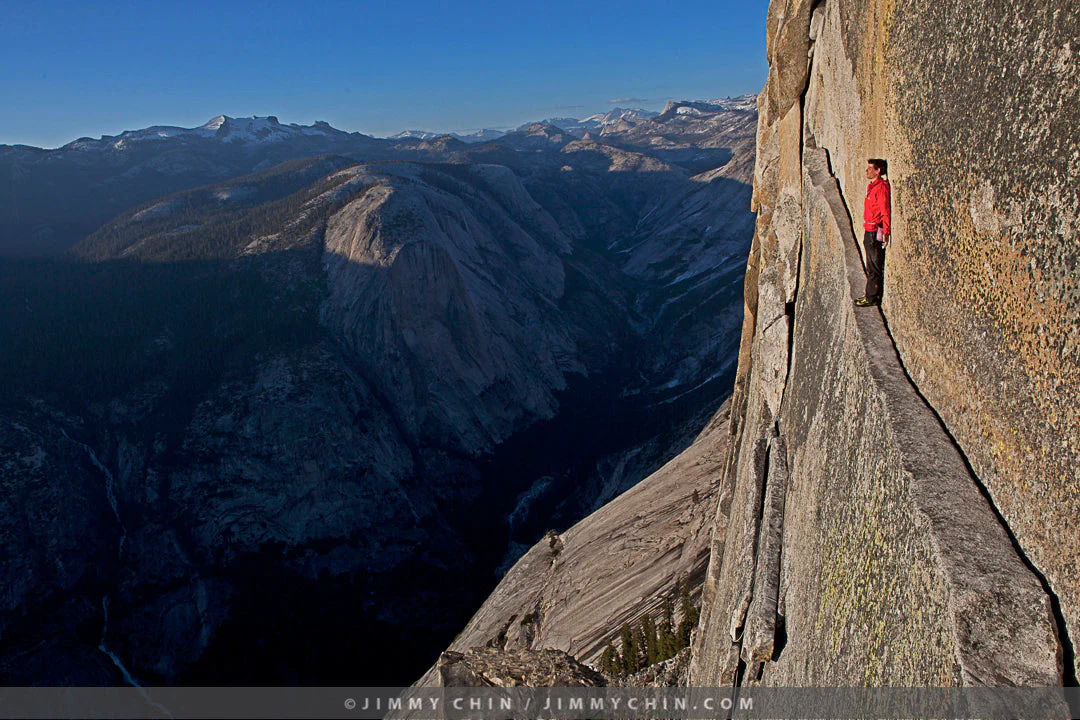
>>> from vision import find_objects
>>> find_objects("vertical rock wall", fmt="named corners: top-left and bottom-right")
top-left (692, 0), bottom-right (1076, 686)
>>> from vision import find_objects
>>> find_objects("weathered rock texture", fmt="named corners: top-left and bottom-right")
top-left (437, 648), bottom-right (608, 688)
top-left (692, 0), bottom-right (1076, 687)
top-left (415, 404), bottom-right (730, 685)
top-left (432, 646), bottom-right (692, 689)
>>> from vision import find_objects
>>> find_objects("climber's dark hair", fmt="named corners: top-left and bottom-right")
top-left (868, 158), bottom-right (888, 177)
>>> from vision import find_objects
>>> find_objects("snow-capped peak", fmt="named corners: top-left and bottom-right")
top-left (706, 94), bottom-right (758, 111)
top-left (581, 107), bottom-right (659, 125)
top-left (390, 129), bottom-right (442, 140)
top-left (56, 115), bottom-right (346, 153)
top-left (526, 108), bottom-right (659, 136)
top-left (200, 115), bottom-right (228, 132)
top-left (197, 115), bottom-right (333, 143)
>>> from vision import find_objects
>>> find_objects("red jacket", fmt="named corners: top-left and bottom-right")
top-left (863, 177), bottom-right (891, 235)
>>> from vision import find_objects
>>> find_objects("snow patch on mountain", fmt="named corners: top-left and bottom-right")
top-left (210, 116), bottom-right (333, 144)
top-left (654, 95), bottom-right (758, 122)
top-left (213, 186), bottom-right (256, 202)
top-left (526, 108), bottom-right (659, 137)
top-left (706, 94), bottom-right (757, 111)
top-left (581, 107), bottom-right (659, 126)
top-left (390, 130), bottom-right (442, 141)
top-left (201, 116), bottom-right (227, 133)
top-left (59, 115), bottom-right (345, 153)
top-left (390, 128), bottom-right (507, 143)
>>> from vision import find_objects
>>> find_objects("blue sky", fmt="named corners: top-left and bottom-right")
top-left (1, 0), bottom-right (770, 148)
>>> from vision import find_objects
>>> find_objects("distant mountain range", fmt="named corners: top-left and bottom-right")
top-left (3, 95), bottom-right (758, 155)
top-left (388, 109), bottom-right (663, 145)
top-left (0, 92), bottom-right (759, 685)
top-left (390, 127), bottom-right (508, 143)
top-left (384, 95), bottom-right (757, 144)
top-left (43, 115), bottom-right (357, 154)
top-left (0, 95), bottom-right (756, 256)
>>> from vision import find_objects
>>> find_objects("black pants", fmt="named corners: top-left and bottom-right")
top-left (863, 231), bottom-right (886, 298)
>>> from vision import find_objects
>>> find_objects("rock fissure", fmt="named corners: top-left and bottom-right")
top-left (878, 309), bottom-right (1078, 685)
top-left (853, 280), bottom-right (1079, 685)
top-left (727, 435), bottom-right (771, 644)
top-left (802, 131), bottom-right (1062, 685)
top-left (742, 435), bottom-right (788, 664)
top-left (811, 132), bottom-right (1074, 684)
top-left (719, 7), bottom-right (815, 681)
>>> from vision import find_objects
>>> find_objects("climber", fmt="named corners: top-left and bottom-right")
top-left (855, 158), bottom-right (890, 307)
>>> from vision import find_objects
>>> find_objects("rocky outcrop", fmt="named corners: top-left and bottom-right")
top-left (433, 646), bottom-right (692, 688)
top-left (437, 648), bottom-right (608, 688)
top-left (692, 0), bottom-right (1076, 687)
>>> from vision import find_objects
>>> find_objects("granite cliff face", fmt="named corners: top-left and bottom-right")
top-left (690, 0), bottom-right (1077, 688)
top-left (320, 162), bottom-right (581, 456)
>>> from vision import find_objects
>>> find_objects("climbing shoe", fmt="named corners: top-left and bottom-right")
top-left (854, 295), bottom-right (880, 307)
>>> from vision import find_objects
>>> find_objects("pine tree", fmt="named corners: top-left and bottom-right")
top-left (601, 641), bottom-right (621, 676)
top-left (620, 622), bottom-right (640, 675)
top-left (641, 614), bottom-right (659, 665)
top-left (676, 576), bottom-right (700, 647)
top-left (658, 596), bottom-right (677, 661)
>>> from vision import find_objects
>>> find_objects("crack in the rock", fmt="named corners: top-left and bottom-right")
top-left (880, 311), bottom-right (1078, 686)
top-left (743, 435), bottom-right (788, 664)
top-left (761, 312), bottom-right (788, 333)
top-left (810, 131), bottom-right (1074, 686)
top-left (728, 435), bottom-right (772, 644)
top-left (728, 6), bottom-right (823, 687)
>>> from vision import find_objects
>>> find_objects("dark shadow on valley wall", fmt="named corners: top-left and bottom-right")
top-left (0, 223), bottom-right (746, 685)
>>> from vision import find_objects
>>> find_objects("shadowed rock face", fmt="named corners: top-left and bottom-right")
top-left (691, 0), bottom-right (1074, 689)
top-left (321, 163), bottom-right (578, 455)
top-left (0, 106), bottom-right (756, 684)
top-left (0, 415), bottom-right (122, 684)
